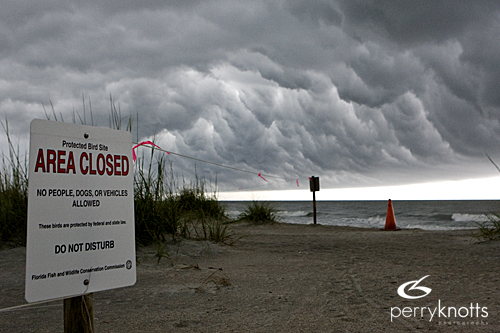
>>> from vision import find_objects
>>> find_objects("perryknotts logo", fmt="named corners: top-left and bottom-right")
top-left (391, 276), bottom-right (489, 325)
top-left (397, 275), bottom-right (432, 299)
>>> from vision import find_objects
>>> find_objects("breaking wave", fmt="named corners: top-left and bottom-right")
top-left (451, 213), bottom-right (489, 223)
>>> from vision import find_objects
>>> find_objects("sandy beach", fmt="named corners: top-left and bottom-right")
top-left (1, 222), bottom-right (499, 332)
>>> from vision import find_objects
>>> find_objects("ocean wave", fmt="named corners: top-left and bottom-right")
top-left (364, 216), bottom-right (385, 225)
top-left (400, 224), bottom-right (476, 231)
top-left (227, 210), bottom-right (314, 219)
top-left (322, 216), bottom-right (385, 228)
top-left (277, 210), bottom-right (310, 217)
top-left (451, 213), bottom-right (489, 223)
top-left (226, 210), bottom-right (242, 219)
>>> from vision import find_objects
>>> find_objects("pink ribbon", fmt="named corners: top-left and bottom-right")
top-left (132, 141), bottom-right (168, 162)
top-left (132, 142), bottom-right (300, 190)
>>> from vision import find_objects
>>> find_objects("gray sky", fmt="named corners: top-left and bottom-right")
top-left (2, 0), bottom-right (500, 195)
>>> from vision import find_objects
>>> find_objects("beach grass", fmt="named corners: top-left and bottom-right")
top-left (238, 200), bottom-right (280, 224)
top-left (133, 143), bottom-right (231, 245)
top-left (474, 213), bottom-right (500, 241)
top-left (0, 120), bottom-right (28, 246)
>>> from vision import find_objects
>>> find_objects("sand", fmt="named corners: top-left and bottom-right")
top-left (1, 222), bottom-right (499, 332)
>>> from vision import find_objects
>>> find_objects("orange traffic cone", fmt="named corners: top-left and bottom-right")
top-left (383, 199), bottom-right (399, 231)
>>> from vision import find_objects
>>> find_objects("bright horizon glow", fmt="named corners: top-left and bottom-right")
top-left (218, 176), bottom-right (500, 201)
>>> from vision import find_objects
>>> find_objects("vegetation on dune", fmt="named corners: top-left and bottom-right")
top-left (238, 200), bottom-right (280, 224)
top-left (0, 121), bottom-right (28, 246)
top-left (134, 146), bottom-right (232, 245)
top-left (474, 213), bottom-right (500, 242)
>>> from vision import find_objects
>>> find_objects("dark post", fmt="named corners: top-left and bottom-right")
top-left (313, 190), bottom-right (317, 224)
top-left (64, 294), bottom-right (94, 333)
top-left (309, 176), bottom-right (320, 224)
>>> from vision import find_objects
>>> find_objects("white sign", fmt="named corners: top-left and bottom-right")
top-left (25, 119), bottom-right (136, 302)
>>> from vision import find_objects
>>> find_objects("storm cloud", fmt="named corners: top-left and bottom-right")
top-left (2, 0), bottom-right (500, 193)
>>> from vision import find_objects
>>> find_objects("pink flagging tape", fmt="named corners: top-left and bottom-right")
top-left (132, 141), bottom-right (303, 189)
top-left (132, 141), bottom-right (168, 162)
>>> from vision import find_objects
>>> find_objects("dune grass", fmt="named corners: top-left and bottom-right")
top-left (238, 200), bottom-right (280, 224)
top-left (0, 121), bottom-right (28, 246)
top-left (474, 213), bottom-right (500, 241)
top-left (132, 143), bottom-right (232, 245)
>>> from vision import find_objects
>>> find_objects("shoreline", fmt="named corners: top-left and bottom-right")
top-left (1, 223), bottom-right (499, 332)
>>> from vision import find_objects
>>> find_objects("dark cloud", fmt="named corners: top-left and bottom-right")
top-left (286, 0), bottom-right (343, 27)
top-left (337, 0), bottom-right (498, 45)
top-left (1, 0), bottom-right (500, 193)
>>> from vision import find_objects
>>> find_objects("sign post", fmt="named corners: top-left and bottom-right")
top-left (25, 119), bottom-right (136, 329)
top-left (309, 176), bottom-right (320, 224)
top-left (64, 294), bottom-right (94, 333)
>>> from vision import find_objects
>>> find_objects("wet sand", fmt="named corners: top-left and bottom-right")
top-left (1, 223), bottom-right (499, 332)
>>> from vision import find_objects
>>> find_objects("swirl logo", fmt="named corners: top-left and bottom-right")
top-left (397, 275), bottom-right (432, 299)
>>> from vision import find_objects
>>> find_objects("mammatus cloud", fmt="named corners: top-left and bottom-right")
top-left (1, 1), bottom-right (500, 193)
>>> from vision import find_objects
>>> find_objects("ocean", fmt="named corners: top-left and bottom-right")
top-left (223, 200), bottom-right (500, 230)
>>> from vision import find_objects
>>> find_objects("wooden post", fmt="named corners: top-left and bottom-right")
top-left (313, 190), bottom-right (317, 224)
top-left (309, 176), bottom-right (320, 225)
top-left (64, 294), bottom-right (94, 333)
